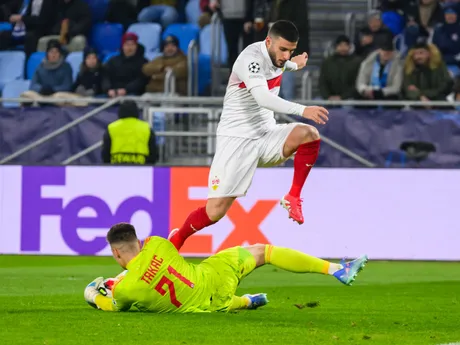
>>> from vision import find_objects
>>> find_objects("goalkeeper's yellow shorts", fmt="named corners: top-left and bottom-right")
top-left (198, 246), bottom-right (257, 312)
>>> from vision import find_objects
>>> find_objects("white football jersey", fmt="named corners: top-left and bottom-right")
top-left (217, 41), bottom-right (287, 139)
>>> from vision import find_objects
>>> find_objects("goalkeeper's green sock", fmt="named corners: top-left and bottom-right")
top-left (264, 245), bottom-right (342, 275)
top-left (229, 295), bottom-right (250, 310)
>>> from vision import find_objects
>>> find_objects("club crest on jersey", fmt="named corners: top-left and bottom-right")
top-left (248, 62), bottom-right (260, 73)
top-left (211, 176), bottom-right (220, 190)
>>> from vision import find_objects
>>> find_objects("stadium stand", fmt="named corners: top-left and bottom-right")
top-left (127, 23), bottom-right (162, 52)
top-left (162, 23), bottom-right (200, 54)
top-left (0, 51), bottom-right (25, 91)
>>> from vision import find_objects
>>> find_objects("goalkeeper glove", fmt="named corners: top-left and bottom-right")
top-left (84, 277), bottom-right (106, 309)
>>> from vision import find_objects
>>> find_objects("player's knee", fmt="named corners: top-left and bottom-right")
top-left (206, 197), bottom-right (234, 221)
top-left (301, 125), bottom-right (320, 142)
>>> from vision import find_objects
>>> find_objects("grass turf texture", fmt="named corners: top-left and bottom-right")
top-left (1, 256), bottom-right (459, 345)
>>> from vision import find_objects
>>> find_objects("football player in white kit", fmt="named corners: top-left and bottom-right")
top-left (169, 20), bottom-right (329, 250)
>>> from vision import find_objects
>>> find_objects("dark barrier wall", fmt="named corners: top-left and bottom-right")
top-left (1, 106), bottom-right (460, 167)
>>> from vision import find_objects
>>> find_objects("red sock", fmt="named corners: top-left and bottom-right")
top-left (170, 206), bottom-right (216, 250)
top-left (289, 139), bottom-right (320, 198)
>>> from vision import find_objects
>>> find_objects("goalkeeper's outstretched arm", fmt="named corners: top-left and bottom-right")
top-left (84, 277), bottom-right (132, 312)
top-left (94, 295), bottom-right (116, 311)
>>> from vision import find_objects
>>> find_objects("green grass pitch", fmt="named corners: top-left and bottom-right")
top-left (1, 255), bottom-right (459, 345)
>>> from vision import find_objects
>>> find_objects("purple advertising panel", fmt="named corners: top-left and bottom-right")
top-left (0, 166), bottom-right (458, 260)
top-left (0, 166), bottom-right (170, 255)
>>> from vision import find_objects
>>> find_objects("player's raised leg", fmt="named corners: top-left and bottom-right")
top-left (280, 124), bottom-right (321, 225)
top-left (169, 135), bottom-right (259, 250)
top-left (168, 197), bottom-right (235, 249)
top-left (245, 244), bottom-right (368, 286)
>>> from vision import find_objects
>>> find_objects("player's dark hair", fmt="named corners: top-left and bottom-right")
top-left (107, 223), bottom-right (138, 244)
top-left (268, 20), bottom-right (299, 43)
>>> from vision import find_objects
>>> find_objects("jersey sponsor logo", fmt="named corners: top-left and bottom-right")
top-left (248, 61), bottom-right (261, 73)
top-left (238, 74), bottom-right (283, 90)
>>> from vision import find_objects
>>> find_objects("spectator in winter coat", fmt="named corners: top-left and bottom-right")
top-left (354, 10), bottom-right (394, 58)
top-left (21, 39), bottom-right (73, 104)
top-left (319, 35), bottom-right (361, 100)
top-left (402, 41), bottom-right (452, 102)
top-left (404, 0), bottom-right (444, 49)
top-left (5, 0), bottom-right (56, 57)
top-left (137, 0), bottom-right (178, 28)
top-left (432, 6), bottom-right (460, 68)
top-left (37, 0), bottom-right (91, 52)
top-left (102, 33), bottom-right (148, 97)
top-left (73, 47), bottom-right (104, 97)
top-left (356, 38), bottom-right (403, 101)
top-left (142, 35), bottom-right (188, 95)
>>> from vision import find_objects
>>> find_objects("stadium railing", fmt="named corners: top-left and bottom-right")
top-left (1, 96), bottom-right (459, 166)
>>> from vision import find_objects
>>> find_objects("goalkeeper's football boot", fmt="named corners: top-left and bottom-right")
top-left (333, 255), bottom-right (368, 286)
top-left (280, 194), bottom-right (304, 225)
top-left (243, 293), bottom-right (269, 309)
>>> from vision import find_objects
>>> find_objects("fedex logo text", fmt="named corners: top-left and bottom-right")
top-left (20, 167), bottom-right (170, 255)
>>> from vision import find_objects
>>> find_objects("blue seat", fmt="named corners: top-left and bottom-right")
top-left (127, 23), bottom-right (162, 52)
top-left (84, 0), bottom-right (109, 23)
top-left (27, 52), bottom-right (46, 79)
top-left (66, 52), bottom-right (84, 81)
top-left (0, 51), bottom-right (25, 91)
top-left (185, 0), bottom-right (201, 25)
top-left (103, 51), bottom-right (119, 63)
top-left (448, 64), bottom-right (460, 78)
top-left (90, 23), bottom-right (123, 56)
top-left (198, 53), bottom-right (211, 94)
top-left (163, 23), bottom-right (200, 54)
top-left (0, 22), bottom-right (12, 31)
top-left (199, 24), bottom-right (228, 65)
top-left (2, 80), bottom-right (31, 108)
top-left (145, 51), bottom-right (162, 61)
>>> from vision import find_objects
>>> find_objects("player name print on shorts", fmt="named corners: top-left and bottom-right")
top-left (248, 61), bottom-right (260, 74)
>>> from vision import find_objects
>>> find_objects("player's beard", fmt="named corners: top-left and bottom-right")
top-left (268, 48), bottom-right (286, 68)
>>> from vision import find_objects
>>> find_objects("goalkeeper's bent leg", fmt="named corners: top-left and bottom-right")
top-left (245, 244), bottom-right (342, 275)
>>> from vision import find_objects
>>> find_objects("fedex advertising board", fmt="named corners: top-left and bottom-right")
top-left (0, 166), bottom-right (457, 260)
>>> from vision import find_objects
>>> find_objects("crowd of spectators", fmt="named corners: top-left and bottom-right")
top-left (319, 0), bottom-right (460, 105)
top-left (0, 0), bottom-right (306, 104)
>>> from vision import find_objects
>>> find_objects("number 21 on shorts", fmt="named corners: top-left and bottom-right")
top-left (154, 265), bottom-right (194, 308)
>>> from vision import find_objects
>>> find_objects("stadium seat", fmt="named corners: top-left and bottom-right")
top-left (185, 0), bottom-right (201, 25)
top-left (90, 23), bottom-right (123, 56)
top-left (2, 80), bottom-right (31, 108)
top-left (197, 53), bottom-right (211, 95)
top-left (145, 51), bottom-right (162, 61)
top-left (66, 52), bottom-right (84, 81)
top-left (85, 0), bottom-right (109, 23)
top-left (199, 24), bottom-right (228, 65)
top-left (448, 64), bottom-right (460, 78)
top-left (0, 22), bottom-right (12, 31)
top-left (26, 52), bottom-right (46, 79)
top-left (103, 51), bottom-right (119, 63)
top-left (162, 23), bottom-right (200, 54)
top-left (127, 23), bottom-right (162, 52)
top-left (0, 51), bottom-right (25, 91)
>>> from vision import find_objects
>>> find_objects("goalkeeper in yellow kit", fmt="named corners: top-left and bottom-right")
top-left (84, 223), bottom-right (368, 313)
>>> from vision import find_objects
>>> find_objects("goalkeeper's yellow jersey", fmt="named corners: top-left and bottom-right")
top-left (111, 236), bottom-right (213, 313)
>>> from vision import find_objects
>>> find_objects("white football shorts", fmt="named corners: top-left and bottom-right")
top-left (208, 123), bottom-right (298, 198)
